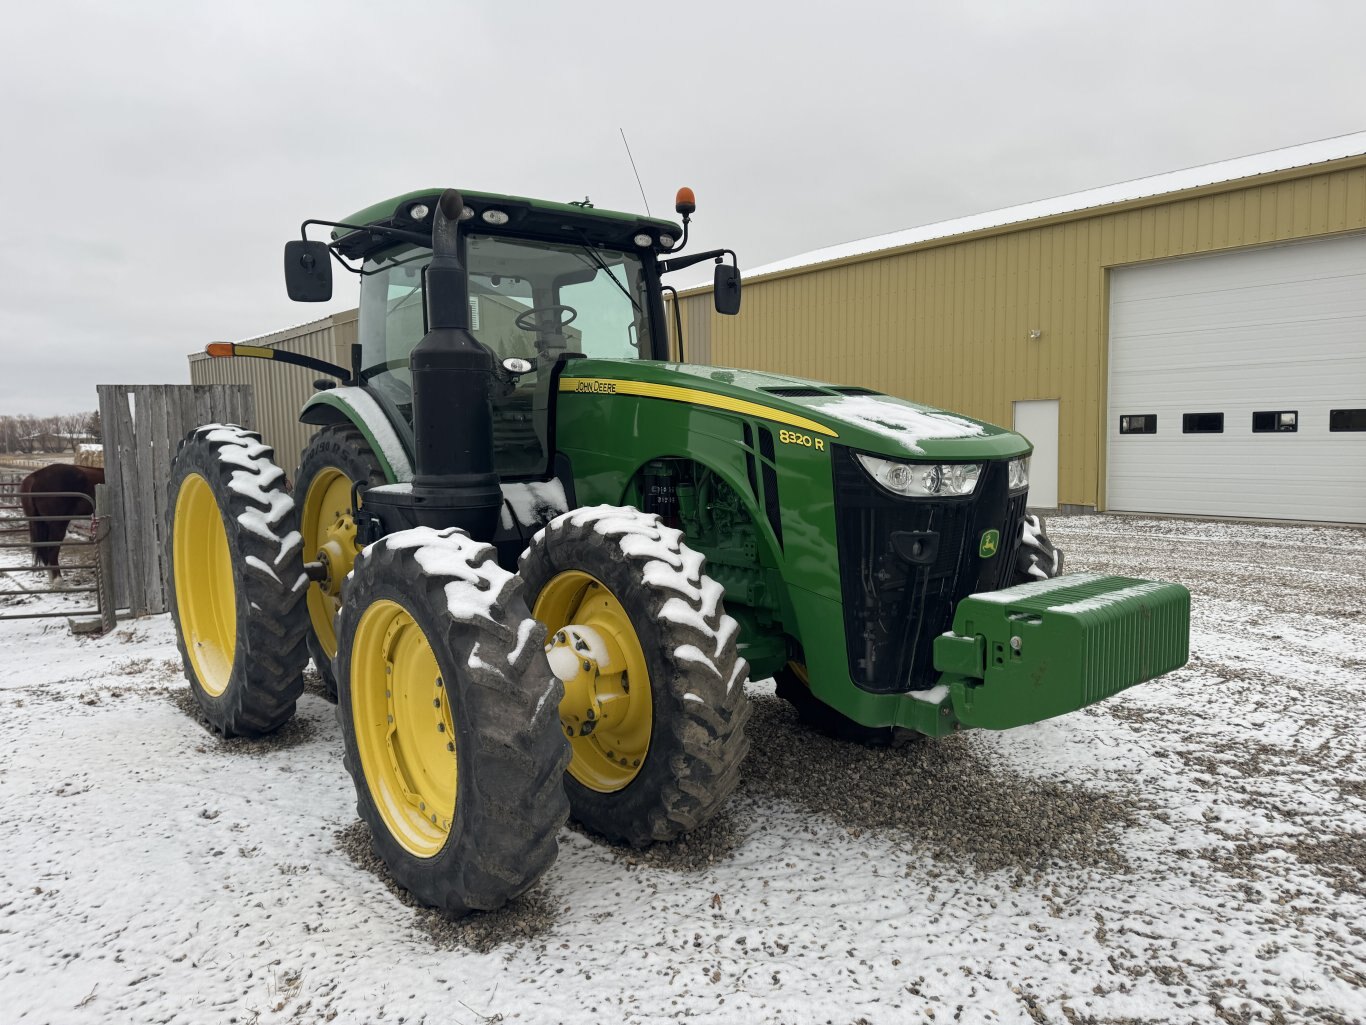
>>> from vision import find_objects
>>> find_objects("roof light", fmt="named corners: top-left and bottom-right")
top-left (633, 233), bottom-right (653, 248)
top-left (482, 209), bottom-right (509, 226)
top-left (675, 187), bottom-right (696, 216)
top-left (458, 206), bottom-right (475, 221)
top-left (409, 203), bottom-right (430, 220)
top-left (659, 234), bottom-right (675, 248)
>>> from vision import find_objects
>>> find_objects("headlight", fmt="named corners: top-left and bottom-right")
top-left (855, 454), bottom-right (980, 497)
top-left (1008, 456), bottom-right (1030, 492)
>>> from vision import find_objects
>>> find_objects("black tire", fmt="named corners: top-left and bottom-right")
top-left (296, 425), bottom-right (387, 701)
top-left (335, 527), bottom-right (570, 914)
top-left (166, 424), bottom-right (310, 737)
top-left (774, 662), bottom-right (921, 748)
top-left (519, 505), bottom-right (751, 846)
top-left (1012, 513), bottom-right (1064, 585)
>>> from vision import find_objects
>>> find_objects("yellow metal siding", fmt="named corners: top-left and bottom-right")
top-left (687, 159), bottom-right (1366, 509)
top-left (188, 310), bottom-right (359, 480)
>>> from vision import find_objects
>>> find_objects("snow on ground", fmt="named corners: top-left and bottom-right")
top-left (1, 514), bottom-right (1363, 1025)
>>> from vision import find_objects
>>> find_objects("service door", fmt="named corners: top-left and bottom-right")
top-left (1013, 399), bottom-right (1059, 510)
top-left (1107, 234), bottom-right (1366, 523)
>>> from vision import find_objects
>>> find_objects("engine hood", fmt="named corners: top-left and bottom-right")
top-left (558, 359), bottom-right (1031, 461)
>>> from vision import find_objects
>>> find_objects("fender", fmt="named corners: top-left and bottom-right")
top-left (299, 387), bottom-right (413, 484)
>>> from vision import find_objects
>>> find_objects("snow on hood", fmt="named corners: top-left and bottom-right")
top-left (811, 395), bottom-right (987, 454)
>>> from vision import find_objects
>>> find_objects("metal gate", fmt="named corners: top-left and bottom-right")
top-left (0, 474), bottom-right (117, 633)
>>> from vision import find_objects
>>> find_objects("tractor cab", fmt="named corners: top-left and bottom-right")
top-left (292, 187), bottom-right (739, 487)
top-left (355, 227), bottom-right (662, 479)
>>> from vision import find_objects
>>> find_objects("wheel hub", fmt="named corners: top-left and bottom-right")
top-left (533, 571), bottom-right (653, 792)
top-left (547, 625), bottom-right (631, 737)
top-left (317, 514), bottom-right (357, 597)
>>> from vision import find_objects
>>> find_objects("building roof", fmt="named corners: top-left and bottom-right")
top-left (736, 131), bottom-right (1366, 283)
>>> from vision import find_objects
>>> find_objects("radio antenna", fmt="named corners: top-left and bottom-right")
top-left (619, 129), bottom-right (652, 216)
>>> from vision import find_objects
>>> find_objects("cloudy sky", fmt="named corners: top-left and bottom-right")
top-left (1, 0), bottom-right (1363, 415)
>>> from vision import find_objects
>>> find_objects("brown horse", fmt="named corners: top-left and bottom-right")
top-left (19, 464), bottom-right (104, 581)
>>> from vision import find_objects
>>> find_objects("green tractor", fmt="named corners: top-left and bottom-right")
top-left (166, 187), bottom-right (1190, 914)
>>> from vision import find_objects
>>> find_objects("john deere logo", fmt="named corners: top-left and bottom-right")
top-left (979, 529), bottom-right (1000, 558)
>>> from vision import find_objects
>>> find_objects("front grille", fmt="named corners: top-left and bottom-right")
top-left (832, 448), bottom-right (1022, 694)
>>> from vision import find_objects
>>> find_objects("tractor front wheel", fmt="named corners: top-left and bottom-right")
top-left (1012, 513), bottom-right (1064, 584)
top-left (166, 424), bottom-right (310, 737)
top-left (335, 527), bottom-right (570, 914)
top-left (520, 506), bottom-right (751, 846)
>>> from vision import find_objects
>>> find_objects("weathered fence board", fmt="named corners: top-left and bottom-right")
top-left (97, 384), bottom-right (255, 616)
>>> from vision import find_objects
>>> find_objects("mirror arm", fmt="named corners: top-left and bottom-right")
top-left (659, 248), bottom-right (736, 274)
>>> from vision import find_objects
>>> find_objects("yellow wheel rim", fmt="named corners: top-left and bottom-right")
top-left (173, 473), bottom-right (237, 697)
top-left (351, 599), bottom-right (455, 858)
top-left (533, 571), bottom-right (652, 793)
top-left (302, 467), bottom-right (360, 661)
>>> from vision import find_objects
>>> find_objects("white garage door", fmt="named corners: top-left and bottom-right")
top-left (1107, 234), bottom-right (1366, 523)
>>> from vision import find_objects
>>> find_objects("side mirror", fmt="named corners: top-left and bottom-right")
top-left (284, 240), bottom-right (333, 302)
top-left (714, 263), bottom-right (741, 316)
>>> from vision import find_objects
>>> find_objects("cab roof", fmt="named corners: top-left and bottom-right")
top-left (332, 188), bottom-right (683, 260)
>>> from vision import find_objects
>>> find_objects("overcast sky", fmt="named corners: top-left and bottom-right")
top-left (1, 0), bottom-right (1364, 415)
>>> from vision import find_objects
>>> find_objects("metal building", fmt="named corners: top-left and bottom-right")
top-left (677, 133), bottom-right (1366, 523)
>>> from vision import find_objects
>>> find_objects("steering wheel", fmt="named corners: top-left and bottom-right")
top-left (514, 304), bottom-right (578, 332)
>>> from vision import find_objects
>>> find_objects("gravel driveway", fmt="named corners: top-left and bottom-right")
top-left (0, 514), bottom-right (1362, 1024)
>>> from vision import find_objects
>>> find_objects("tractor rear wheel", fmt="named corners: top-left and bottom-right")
top-left (335, 527), bottom-right (570, 914)
top-left (520, 506), bottom-right (751, 847)
top-left (1012, 513), bottom-right (1063, 584)
top-left (297, 425), bottom-right (386, 700)
top-left (166, 424), bottom-right (310, 737)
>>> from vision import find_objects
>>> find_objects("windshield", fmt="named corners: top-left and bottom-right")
top-left (358, 235), bottom-right (653, 477)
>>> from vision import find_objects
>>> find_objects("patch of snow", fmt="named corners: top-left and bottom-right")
top-left (532, 678), bottom-right (557, 721)
top-left (508, 617), bottom-right (538, 667)
top-left (968, 571), bottom-right (1107, 603)
top-left (909, 684), bottom-right (950, 705)
top-left (501, 479), bottom-right (568, 531)
top-left (367, 482), bottom-right (413, 495)
top-left (379, 527), bottom-right (506, 625)
top-left (811, 395), bottom-right (985, 453)
top-left (674, 644), bottom-right (722, 677)
top-left (683, 692), bottom-right (704, 704)
top-left (546, 645), bottom-right (582, 682)
top-left (243, 555), bottom-right (281, 584)
top-left (725, 659), bottom-right (747, 694)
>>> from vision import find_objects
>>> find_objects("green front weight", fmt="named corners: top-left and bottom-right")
top-left (933, 572), bottom-right (1191, 730)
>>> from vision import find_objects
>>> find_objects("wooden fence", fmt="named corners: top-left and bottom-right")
top-left (97, 384), bottom-right (255, 616)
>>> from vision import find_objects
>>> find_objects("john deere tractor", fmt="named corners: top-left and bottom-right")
top-left (166, 187), bottom-right (1189, 915)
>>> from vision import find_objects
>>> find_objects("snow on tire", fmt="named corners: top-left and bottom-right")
top-left (166, 423), bottom-right (310, 737)
top-left (519, 505), bottom-right (751, 847)
top-left (1013, 513), bottom-right (1064, 584)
